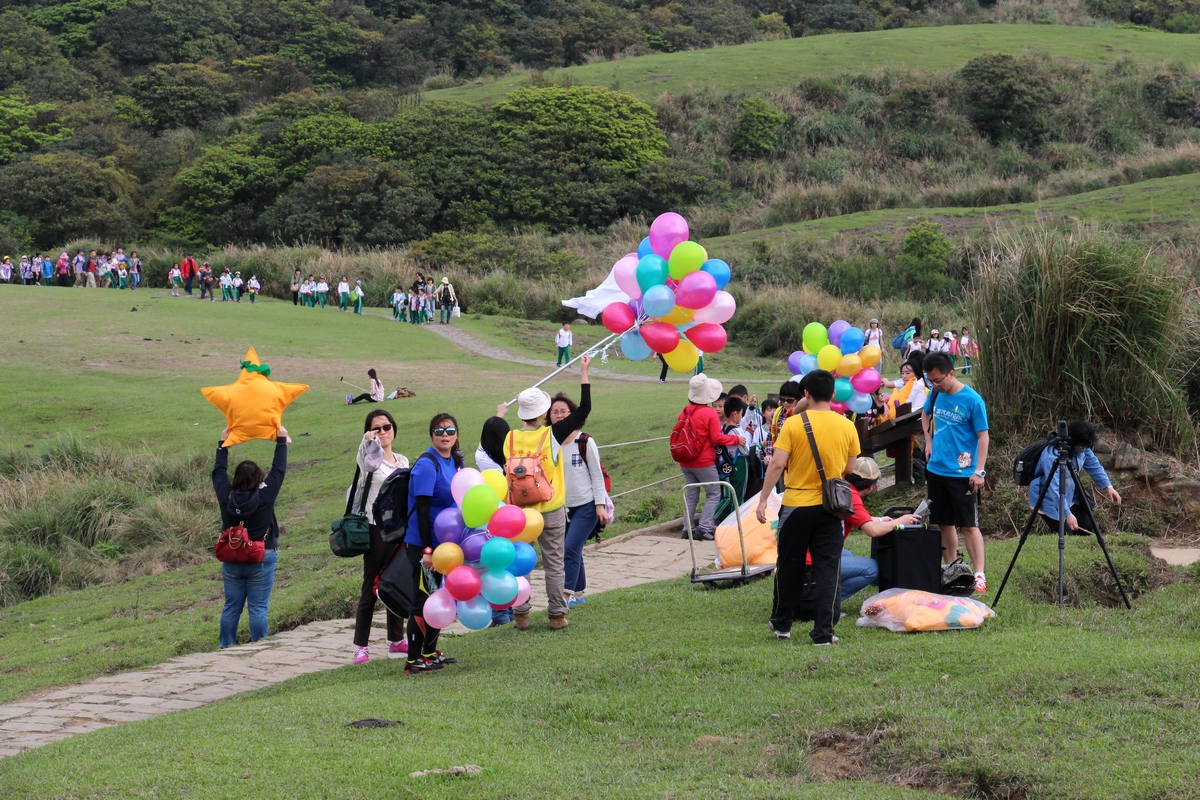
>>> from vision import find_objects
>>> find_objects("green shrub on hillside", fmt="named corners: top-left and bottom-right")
top-left (731, 97), bottom-right (786, 157)
top-left (958, 53), bottom-right (1052, 143)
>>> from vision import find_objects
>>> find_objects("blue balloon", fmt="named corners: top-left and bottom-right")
top-left (848, 391), bottom-right (873, 414)
top-left (840, 327), bottom-right (866, 355)
top-left (799, 353), bottom-right (819, 374)
top-left (509, 541), bottom-right (538, 577)
top-left (637, 236), bottom-right (654, 259)
top-left (700, 259), bottom-right (731, 290)
top-left (620, 330), bottom-right (652, 361)
top-left (642, 284), bottom-right (676, 318)
top-left (480, 569), bottom-right (518, 605)
top-left (456, 595), bottom-right (493, 630)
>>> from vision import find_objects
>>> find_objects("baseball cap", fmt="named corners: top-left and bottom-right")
top-left (851, 458), bottom-right (882, 481)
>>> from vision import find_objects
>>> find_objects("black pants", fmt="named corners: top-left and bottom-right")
top-left (349, 393), bottom-right (376, 404)
top-left (406, 544), bottom-right (441, 660)
top-left (771, 504), bottom-right (843, 643)
top-left (58, 274), bottom-right (70, 287)
top-left (185, 276), bottom-right (193, 294)
top-left (353, 526), bottom-right (406, 647)
top-left (659, 359), bottom-right (669, 381)
top-left (292, 291), bottom-right (299, 305)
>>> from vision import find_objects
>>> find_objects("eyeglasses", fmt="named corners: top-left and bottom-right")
top-left (433, 427), bottom-right (457, 437)
top-left (926, 373), bottom-right (948, 386)
top-left (780, 397), bottom-right (798, 405)
top-left (370, 424), bottom-right (393, 434)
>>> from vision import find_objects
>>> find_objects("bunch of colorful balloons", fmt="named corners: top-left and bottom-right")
top-left (601, 212), bottom-right (735, 373)
top-left (420, 468), bottom-right (544, 630)
top-left (787, 320), bottom-right (884, 415)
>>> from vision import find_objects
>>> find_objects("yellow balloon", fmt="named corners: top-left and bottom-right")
top-left (837, 354), bottom-right (863, 377)
top-left (481, 469), bottom-right (508, 499)
top-left (658, 305), bottom-right (695, 326)
top-left (663, 339), bottom-right (700, 372)
top-left (817, 344), bottom-right (842, 372)
top-left (515, 507), bottom-right (544, 542)
top-left (860, 345), bottom-right (882, 369)
top-left (432, 542), bottom-right (464, 575)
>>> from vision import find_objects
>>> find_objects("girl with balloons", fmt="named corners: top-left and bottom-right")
top-left (402, 413), bottom-right (464, 674)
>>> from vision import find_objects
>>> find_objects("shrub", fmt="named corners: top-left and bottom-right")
top-left (958, 54), bottom-right (1052, 143)
top-left (132, 63), bottom-right (238, 129)
top-left (730, 97), bottom-right (786, 157)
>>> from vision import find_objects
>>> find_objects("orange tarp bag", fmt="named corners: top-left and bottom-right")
top-left (714, 489), bottom-right (780, 568)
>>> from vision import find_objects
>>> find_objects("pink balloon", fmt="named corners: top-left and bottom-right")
top-left (674, 270), bottom-right (718, 310)
top-left (829, 400), bottom-right (849, 414)
top-left (445, 565), bottom-right (482, 602)
top-left (613, 253), bottom-right (641, 299)
top-left (685, 322), bottom-right (727, 353)
top-left (513, 576), bottom-right (531, 608)
top-left (692, 291), bottom-right (736, 324)
top-left (450, 469), bottom-right (483, 508)
top-left (639, 321), bottom-right (681, 354)
top-left (649, 212), bottom-right (689, 259)
top-left (851, 368), bottom-right (882, 394)
top-left (487, 504), bottom-right (527, 539)
top-left (602, 301), bottom-right (636, 334)
top-left (422, 587), bottom-right (458, 628)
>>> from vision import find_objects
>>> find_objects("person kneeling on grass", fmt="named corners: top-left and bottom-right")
top-left (1028, 421), bottom-right (1122, 534)
top-left (212, 425), bottom-right (289, 648)
top-left (838, 459), bottom-right (922, 602)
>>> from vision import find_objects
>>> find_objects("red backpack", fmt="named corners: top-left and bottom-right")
top-left (576, 432), bottom-right (611, 493)
top-left (670, 405), bottom-right (706, 464)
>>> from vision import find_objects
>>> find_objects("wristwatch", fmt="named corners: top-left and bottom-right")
top-left (973, 469), bottom-right (986, 478)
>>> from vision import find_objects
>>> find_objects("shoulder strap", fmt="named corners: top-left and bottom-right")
top-left (925, 387), bottom-right (940, 459)
top-left (536, 428), bottom-right (551, 462)
top-left (800, 411), bottom-right (827, 482)
top-left (345, 464), bottom-right (363, 516)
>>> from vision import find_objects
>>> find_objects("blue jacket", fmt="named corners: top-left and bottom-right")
top-left (1027, 446), bottom-right (1111, 520)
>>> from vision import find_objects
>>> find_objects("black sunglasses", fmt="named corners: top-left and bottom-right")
top-left (779, 397), bottom-right (798, 404)
top-left (433, 427), bottom-right (457, 437)
top-left (370, 423), bottom-right (393, 433)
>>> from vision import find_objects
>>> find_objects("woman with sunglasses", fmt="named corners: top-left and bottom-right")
top-left (403, 413), bottom-right (463, 674)
top-left (351, 410), bottom-right (411, 665)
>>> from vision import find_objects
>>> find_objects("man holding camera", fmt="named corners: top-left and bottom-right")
top-left (921, 352), bottom-right (989, 594)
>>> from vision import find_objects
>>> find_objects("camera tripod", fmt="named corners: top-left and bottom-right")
top-left (994, 421), bottom-right (1131, 609)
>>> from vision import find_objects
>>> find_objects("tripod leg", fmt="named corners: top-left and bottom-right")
top-left (1070, 467), bottom-right (1132, 610)
top-left (993, 475), bottom-right (1053, 607)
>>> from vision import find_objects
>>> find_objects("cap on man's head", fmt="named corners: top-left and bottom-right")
top-left (850, 458), bottom-right (882, 482)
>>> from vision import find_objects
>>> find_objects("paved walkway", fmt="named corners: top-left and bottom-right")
top-left (0, 533), bottom-right (714, 759)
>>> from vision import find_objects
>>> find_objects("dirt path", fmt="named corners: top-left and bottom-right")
top-left (0, 533), bottom-right (714, 759)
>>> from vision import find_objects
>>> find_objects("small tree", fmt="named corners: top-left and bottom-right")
top-left (958, 53), bottom-right (1051, 143)
top-left (897, 220), bottom-right (954, 298)
top-left (730, 97), bottom-right (785, 158)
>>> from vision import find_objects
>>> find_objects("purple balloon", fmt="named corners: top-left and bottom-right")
top-left (434, 508), bottom-right (465, 544)
top-left (828, 320), bottom-right (851, 348)
top-left (627, 298), bottom-right (644, 318)
top-left (787, 351), bottom-right (805, 375)
top-left (461, 531), bottom-right (490, 562)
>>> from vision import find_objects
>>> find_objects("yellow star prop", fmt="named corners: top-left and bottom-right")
top-left (201, 347), bottom-right (309, 446)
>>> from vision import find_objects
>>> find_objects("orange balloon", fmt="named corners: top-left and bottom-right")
top-left (837, 354), bottom-right (863, 377)
top-left (658, 305), bottom-right (695, 326)
top-left (432, 543), bottom-right (464, 575)
top-left (860, 345), bottom-right (882, 369)
top-left (515, 507), bottom-right (544, 542)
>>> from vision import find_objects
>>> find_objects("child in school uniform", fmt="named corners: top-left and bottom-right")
top-left (392, 286), bottom-right (407, 321)
top-left (713, 396), bottom-right (749, 525)
top-left (117, 263), bottom-right (128, 290)
top-left (233, 272), bottom-right (245, 302)
top-left (300, 275), bottom-right (314, 307)
top-left (220, 269), bottom-right (234, 301)
top-left (247, 275), bottom-right (260, 304)
top-left (338, 276), bottom-right (351, 311)
top-left (169, 264), bottom-right (182, 296)
top-left (353, 280), bottom-right (365, 315)
top-left (316, 276), bottom-right (329, 308)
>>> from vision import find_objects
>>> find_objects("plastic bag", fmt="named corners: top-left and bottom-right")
top-left (452, 304), bottom-right (461, 317)
top-left (856, 588), bottom-right (995, 632)
top-left (713, 489), bottom-right (780, 568)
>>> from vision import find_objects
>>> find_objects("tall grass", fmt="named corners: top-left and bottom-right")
top-left (0, 437), bottom-right (213, 606)
top-left (969, 225), bottom-right (1200, 451)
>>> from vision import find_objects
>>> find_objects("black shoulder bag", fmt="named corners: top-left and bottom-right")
top-left (329, 465), bottom-right (373, 557)
top-left (800, 411), bottom-right (854, 520)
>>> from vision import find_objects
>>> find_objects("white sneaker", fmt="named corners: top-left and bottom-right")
top-left (974, 573), bottom-right (988, 594)
top-left (814, 636), bottom-right (840, 646)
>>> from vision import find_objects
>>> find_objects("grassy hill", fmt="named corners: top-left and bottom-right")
top-left (428, 25), bottom-right (1200, 104)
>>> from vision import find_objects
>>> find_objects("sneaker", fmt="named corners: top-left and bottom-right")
top-left (567, 596), bottom-right (585, 607)
top-left (974, 573), bottom-right (987, 594)
top-left (387, 641), bottom-right (408, 659)
top-left (814, 636), bottom-right (840, 646)
top-left (404, 658), bottom-right (443, 675)
top-left (353, 646), bottom-right (369, 665)
top-left (425, 651), bottom-right (457, 665)
top-left (699, 531), bottom-right (715, 541)
top-left (345, 394), bottom-right (353, 405)
top-left (659, 379), bottom-right (666, 384)
top-left (768, 621), bottom-right (791, 639)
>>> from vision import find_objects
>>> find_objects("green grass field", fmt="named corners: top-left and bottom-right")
top-left (427, 25), bottom-right (1200, 104)
top-left (704, 171), bottom-right (1200, 254)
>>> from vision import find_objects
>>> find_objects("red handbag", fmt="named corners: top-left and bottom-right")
top-left (214, 523), bottom-right (265, 563)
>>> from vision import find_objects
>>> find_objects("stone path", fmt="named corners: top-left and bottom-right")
top-left (1150, 546), bottom-right (1200, 566)
top-left (0, 533), bottom-right (714, 759)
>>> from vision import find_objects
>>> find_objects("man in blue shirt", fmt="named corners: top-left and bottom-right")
top-left (1028, 421), bottom-right (1122, 533)
top-left (921, 353), bottom-right (989, 594)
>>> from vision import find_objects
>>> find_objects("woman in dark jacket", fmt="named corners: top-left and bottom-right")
top-left (212, 425), bottom-right (289, 648)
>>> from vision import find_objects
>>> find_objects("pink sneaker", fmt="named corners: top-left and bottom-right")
top-left (388, 641), bottom-right (408, 659)
top-left (353, 646), bottom-right (369, 665)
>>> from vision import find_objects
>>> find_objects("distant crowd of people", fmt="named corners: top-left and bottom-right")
top-left (1, 249), bottom-right (143, 289)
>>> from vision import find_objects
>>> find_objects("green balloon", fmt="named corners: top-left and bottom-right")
top-left (462, 484), bottom-right (500, 528)
top-left (636, 255), bottom-right (669, 293)
top-left (803, 322), bottom-right (829, 353)
top-left (834, 377), bottom-right (853, 402)
top-left (667, 241), bottom-right (706, 280)
top-left (480, 537), bottom-right (516, 571)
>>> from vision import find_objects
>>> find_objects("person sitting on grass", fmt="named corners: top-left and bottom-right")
top-left (347, 369), bottom-right (385, 405)
top-left (212, 425), bottom-right (289, 648)
top-left (1027, 421), bottom-right (1122, 534)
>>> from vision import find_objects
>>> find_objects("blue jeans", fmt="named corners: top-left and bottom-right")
top-left (564, 503), bottom-right (598, 593)
top-left (491, 608), bottom-right (514, 626)
top-left (839, 549), bottom-right (878, 602)
top-left (220, 549), bottom-right (277, 648)
top-left (440, 303), bottom-right (451, 323)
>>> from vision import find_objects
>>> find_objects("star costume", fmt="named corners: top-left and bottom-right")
top-left (201, 348), bottom-right (308, 446)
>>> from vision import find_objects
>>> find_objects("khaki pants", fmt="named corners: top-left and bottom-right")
top-left (515, 506), bottom-right (567, 617)
top-left (85, 273), bottom-right (96, 288)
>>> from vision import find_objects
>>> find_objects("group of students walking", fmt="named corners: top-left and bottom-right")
top-left (2, 249), bottom-right (142, 289)
top-left (391, 273), bottom-right (458, 324)
top-left (289, 271), bottom-right (366, 314)
top-left (214, 357), bottom-right (609, 675)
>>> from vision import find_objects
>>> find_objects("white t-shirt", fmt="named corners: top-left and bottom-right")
top-left (556, 329), bottom-right (573, 347)
top-left (220, 273), bottom-right (233, 287)
top-left (317, 281), bottom-right (328, 292)
top-left (338, 281), bottom-right (350, 294)
top-left (865, 327), bottom-right (884, 348)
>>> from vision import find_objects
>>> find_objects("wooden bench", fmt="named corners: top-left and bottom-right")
top-left (856, 405), bottom-right (922, 484)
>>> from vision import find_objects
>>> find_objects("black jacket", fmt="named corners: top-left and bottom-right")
top-left (212, 438), bottom-right (288, 550)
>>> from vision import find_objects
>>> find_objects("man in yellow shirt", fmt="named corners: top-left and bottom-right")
top-left (756, 370), bottom-right (859, 645)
